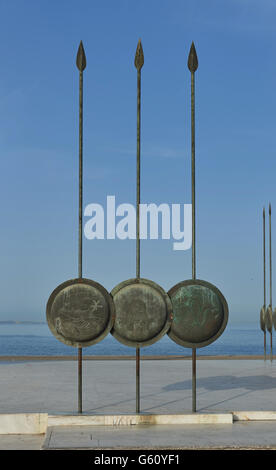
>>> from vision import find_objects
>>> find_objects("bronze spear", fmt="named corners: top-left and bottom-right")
top-left (260, 207), bottom-right (266, 361)
top-left (266, 203), bottom-right (273, 362)
top-left (76, 40), bottom-right (86, 413)
top-left (134, 39), bottom-right (144, 414)
top-left (188, 41), bottom-right (198, 413)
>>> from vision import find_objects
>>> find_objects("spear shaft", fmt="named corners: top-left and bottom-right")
top-left (191, 70), bottom-right (196, 282)
top-left (188, 42), bottom-right (198, 413)
top-left (136, 67), bottom-right (141, 414)
top-left (263, 208), bottom-right (266, 360)
top-left (78, 68), bottom-right (83, 415)
top-left (135, 39), bottom-right (144, 414)
top-left (269, 204), bottom-right (272, 307)
top-left (76, 41), bottom-right (86, 414)
top-left (264, 208), bottom-right (266, 307)
top-left (136, 68), bottom-right (141, 280)
top-left (78, 69), bottom-right (83, 280)
top-left (269, 203), bottom-right (273, 361)
top-left (191, 70), bottom-right (196, 413)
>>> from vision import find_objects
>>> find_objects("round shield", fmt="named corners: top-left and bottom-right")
top-left (265, 304), bottom-right (273, 333)
top-left (168, 279), bottom-right (228, 348)
top-left (111, 278), bottom-right (173, 348)
top-left (260, 305), bottom-right (266, 333)
top-left (273, 308), bottom-right (276, 331)
top-left (46, 278), bottom-right (115, 347)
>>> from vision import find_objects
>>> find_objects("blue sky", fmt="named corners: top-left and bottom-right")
top-left (0, 0), bottom-right (275, 324)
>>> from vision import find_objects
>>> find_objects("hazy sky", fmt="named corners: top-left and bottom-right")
top-left (0, 0), bottom-right (275, 324)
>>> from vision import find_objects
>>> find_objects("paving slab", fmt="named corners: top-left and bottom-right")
top-left (42, 422), bottom-right (276, 450)
top-left (0, 434), bottom-right (44, 450)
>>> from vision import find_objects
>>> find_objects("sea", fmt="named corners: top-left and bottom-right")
top-left (0, 322), bottom-right (269, 357)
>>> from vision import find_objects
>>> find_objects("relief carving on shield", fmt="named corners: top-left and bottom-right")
top-left (46, 278), bottom-right (115, 348)
top-left (111, 278), bottom-right (173, 348)
top-left (168, 279), bottom-right (228, 348)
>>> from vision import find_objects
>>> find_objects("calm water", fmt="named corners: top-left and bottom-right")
top-left (0, 322), bottom-right (268, 356)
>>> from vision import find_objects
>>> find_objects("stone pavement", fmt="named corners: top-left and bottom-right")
top-left (42, 421), bottom-right (276, 450)
top-left (0, 434), bottom-right (44, 450)
top-left (0, 358), bottom-right (276, 449)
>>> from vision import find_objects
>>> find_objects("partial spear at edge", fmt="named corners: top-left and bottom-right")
top-left (134, 38), bottom-right (144, 414)
top-left (260, 207), bottom-right (266, 361)
top-left (188, 41), bottom-right (198, 413)
top-left (76, 40), bottom-right (86, 414)
top-left (267, 203), bottom-right (273, 362)
top-left (273, 206), bottom-right (276, 333)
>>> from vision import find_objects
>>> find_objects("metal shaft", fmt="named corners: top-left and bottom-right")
top-left (78, 347), bottom-right (82, 413)
top-left (191, 71), bottom-right (196, 281)
top-left (269, 203), bottom-right (272, 361)
top-left (136, 68), bottom-right (141, 280)
top-left (263, 208), bottom-right (266, 361)
top-left (192, 348), bottom-right (196, 412)
top-left (76, 41), bottom-right (86, 414)
top-left (191, 71), bottom-right (196, 412)
top-left (134, 40), bottom-right (143, 414)
top-left (136, 66), bottom-right (141, 415)
top-left (136, 70), bottom-right (141, 414)
top-left (78, 70), bottom-right (83, 280)
top-left (78, 69), bottom-right (83, 414)
top-left (136, 347), bottom-right (140, 413)
top-left (188, 42), bottom-right (198, 413)
top-left (264, 208), bottom-right (266, 308)
top-left (269, 204), bottom-right (272, 307)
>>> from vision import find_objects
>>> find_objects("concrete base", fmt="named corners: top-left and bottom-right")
top-left (3, 409), bottom-right (276, 434)
top-left (0, 412), bottom-right (232, 434)
top-left (0, 413), bottom-right (48, 434)
top-left (48, 412), bottom-right (233, 427)
top-left (233, 411), bottom-right (276, 421)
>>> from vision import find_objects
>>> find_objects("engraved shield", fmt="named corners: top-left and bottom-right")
top-left (46, 278), bottom-right (115, 347)
top-left (111, 278), bottom-right (173, 348)
top-left (168, 279), bottom-right (228, 348)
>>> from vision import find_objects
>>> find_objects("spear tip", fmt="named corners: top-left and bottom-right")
top-left (134, 38), bottom-right (144, 70)
top-left (76, 40), bottom-right (86, 71)
top-left (269, 202), bottom-right (271, 215)
top-left (188, 41), bottom-right (198, 72)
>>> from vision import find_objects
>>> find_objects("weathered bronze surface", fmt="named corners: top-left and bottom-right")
top-left (111, 278), bottom-right (173, 348)
top-left (134, 39), bottom-right (144, 71)
top-left (47, 278), bottom-right (115, 347)
top-left (188, 42), bottom-right (198, 73)
top-left (76, 40), bottom-right (86, 71)
top-left (266, 304), bottom-right (273, 333)
top-left (168, 279), bottom-right (228, 349)
top-left (260, 305), bottom-right (266, 333)
top-left (273, 307), bottom-right (276, 330)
